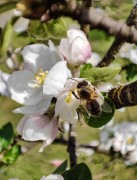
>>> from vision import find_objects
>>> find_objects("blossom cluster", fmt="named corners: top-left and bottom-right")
top-left (100, 122), bottom-right (137, 165)
top-left (6, 29), bottom-right (102, 151)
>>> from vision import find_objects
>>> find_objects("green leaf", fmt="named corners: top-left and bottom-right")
top-left (0, 17), bottom-right (18, 61)
top-left (80, 63), bottom-right (92, 74)
top-left (3, 145), bottom-right (21, 164)
top-left (63, 163), bottom-right (92, 180)
top-left (80, 65), bottom-right (121, 83)
top-left (45, 18), bottom-right (67, 40)
top-left (0, 1), bottom-right (17, 14)
top-left (126, 64), bottom-right (137, 81)
top-left (0, 21), bottom-right (12, 60)
top-left (0, 122), bottom-right (13, 152)
top-left (28, 20), bottom-right (49, 41)
top-left (84, 97), bottom-right (115, 128)
top-left (28, 18), bottom-right (67, 42)
top-left (53, 160), bottom-right (68, 174)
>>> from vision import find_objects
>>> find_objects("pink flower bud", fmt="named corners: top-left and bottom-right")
top-left (59, 29), bottom-right (92, 68)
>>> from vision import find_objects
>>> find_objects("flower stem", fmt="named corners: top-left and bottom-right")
top-left (67, 124), bottom-right (77, 168)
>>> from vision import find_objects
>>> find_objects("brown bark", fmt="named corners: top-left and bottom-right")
top-left (108, 81), bottom-right (137, 109)
top-left (67, 124), bottom-right (77, 168)
top-left (98, 4), bottom-right (137, 67)
top-left (49, 5), bottom-right (137, 44)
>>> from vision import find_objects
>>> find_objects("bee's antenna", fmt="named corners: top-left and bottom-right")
top-left (70, 78), bottom-right (79, 82)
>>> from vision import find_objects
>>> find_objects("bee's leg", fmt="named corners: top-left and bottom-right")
top-left (77, 108), bottom-right (85, 125)
top-left (71, 91), bottom-right (80, 99)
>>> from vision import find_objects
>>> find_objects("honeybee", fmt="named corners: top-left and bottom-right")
top-left (73, 80), bottom-right (112, 117)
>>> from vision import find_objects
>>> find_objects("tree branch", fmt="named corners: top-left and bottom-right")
top-left (108, 81), bottom-right (137, 108)
top-left (49, 5), bottom-right (137, 44)
top-left (19, 1), bottom-right (137, 46)
top-left (81, 0), bottom-right (92, 35)
top-left (98, 4), bottom-right (137, 67)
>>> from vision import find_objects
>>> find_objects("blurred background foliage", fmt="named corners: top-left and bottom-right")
top-left (1, 0), bottom-right (137, 180)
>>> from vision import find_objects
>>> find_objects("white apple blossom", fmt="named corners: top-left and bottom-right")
top-left (7, 41), bottom-right (71, 115)
top-left (55, 78), bottom-right (81, 124)
top-left (17, 115), bottom-right (58, 152)
top-left (59, 29), bottom-right (92, 68)
top-left (118, 43), bottom-right (137, 64)
top-left (40, 174), bottom-right (64, 180)
top-left (100, 122), bottom-right (137, 157)
top-left (119, 43), bottom-right (134, 59)
top-left (54, 78), bottom-right (104, 124)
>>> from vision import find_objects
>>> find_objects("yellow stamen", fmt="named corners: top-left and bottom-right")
top-left (33, 68), bottom-right (48, 88)
top-left (127, 137), bottom-right (134, 145)
top-left (65, 91), bottom-right (72, 103)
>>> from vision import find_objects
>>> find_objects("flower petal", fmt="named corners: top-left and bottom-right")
top-left (48, 40), bottom-right (64, 62)
top-left (14, 17), bottom-right (29, 33)
top-left (13, 98), bottom-right (51, 115)
top-left (59, 29), bottom-right (91, 67)
top-left (16, 116), bottom-right (28, 135)
top-left (43, 61), bottom-right (72, 97)
top-left (70, 37), bottom-right (91, 64)
top-left (7, 70), bottom-right (45, 105)
top-left (39, 118), bottom-right (58, 152)
top-left (129, 49), bottom-right (137, 64)
top-left (59, 38), bottom-right (69, 60)
top-left (17, 115), bottom-right (53, 141)
top-left (55, 91), bottom-right (80, 124)
top-left (0, 71), bottom-right (10, 96)
top-left (22, 43), bottom-right (61, 73)
top-left (67, 29), bottom-right (87, 41)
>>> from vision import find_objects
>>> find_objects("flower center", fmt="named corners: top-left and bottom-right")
top-left (65, 90), bottom-right (78, 104)
top-left (65, 91), bottom-right (72, 104)
top-left (34, 68), bottom-right (48, 88)
top-left (126, 137), bottom-right (135, 145)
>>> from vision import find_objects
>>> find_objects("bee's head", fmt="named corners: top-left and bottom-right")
top-left (77, 80), bottom-right (88, 89)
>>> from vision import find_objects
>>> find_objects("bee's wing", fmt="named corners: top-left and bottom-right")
top-left (102, 101), bottom-right (112, 113)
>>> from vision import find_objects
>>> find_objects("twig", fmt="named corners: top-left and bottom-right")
top-left (54, 138), bottom-right (108, 155)
top-left (77, 144), bottom-right (109, 155)
top-left (20, 1), bottom-right (137, 46)
top-left (49, 5), bottom-right (137, 43)
top-left (98, 4), bottom-right (137, 67)
top-left (67, 124), bottom-right (77, 168)
top-left (54, 138), bottom-right (116, 156)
